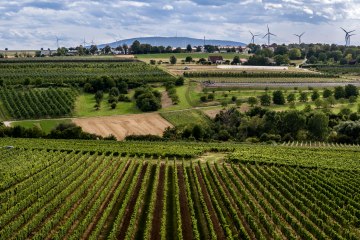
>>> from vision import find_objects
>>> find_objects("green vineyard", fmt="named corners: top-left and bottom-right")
top-left (0, 87), bottom-right (78, 119)
top-left (0, 139), bottom-right (359, 240)
top-left (0, 61), bottom-right (174, 86)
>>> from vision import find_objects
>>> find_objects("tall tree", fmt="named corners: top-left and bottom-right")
top-left (308, 112), bottom-right (329, 140)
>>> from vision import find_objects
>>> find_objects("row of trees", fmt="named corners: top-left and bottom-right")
top-left (0, 123), bottom-right (116, 140)
top-left (250, 85), bottom-right (359, 107)
top-left (163, 107), bottom-right (360, 143)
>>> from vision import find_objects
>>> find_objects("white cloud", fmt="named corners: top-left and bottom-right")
top-left (0, 0), bottom-right (359, 49)
top-left (162, 4), bottom-right (174, 10)
top-left (264, 3), bottom-right (283, 9)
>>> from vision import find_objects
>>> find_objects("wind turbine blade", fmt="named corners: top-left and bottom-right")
top-left (263, 34), bottom-right (268, 38)
top-left (340, 27), bottom-right (348, 33)
top-left (270, 33), bottom-right (276, 36)
top-left (348, 30), bottom-right (355, 34)
top-left (300, 32), bottom-right (305, 37)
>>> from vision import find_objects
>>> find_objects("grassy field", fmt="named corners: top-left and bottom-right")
top-left (10, 119), bottom-right (71, 133)
top-left (74, 92), bottom-right (141, 117)
top-left (161, 109), bottom-right (211, 126)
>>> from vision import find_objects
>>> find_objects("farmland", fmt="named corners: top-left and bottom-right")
top-left (0, 60), bottom-right (174, 86)
top-left (0, 138), bottom-right (359, 239)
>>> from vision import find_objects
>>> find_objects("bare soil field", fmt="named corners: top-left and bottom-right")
top-left (72, 113), bottom-right (172, 140)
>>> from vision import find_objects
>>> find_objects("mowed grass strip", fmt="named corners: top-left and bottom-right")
top-left (160, 109), bottom-right (211, 127)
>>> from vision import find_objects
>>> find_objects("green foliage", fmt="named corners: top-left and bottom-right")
top-left (272, 90), bottom-right (285, 105)
top-left (170, 55), bottom-right (177, 64)
top-left (260, 94), bottom-right (271, 106)
top-left (248, 97), bottom-right (258, 107)
top-left (135, 86), bottom-right (161, 112)
top-left (0, 61), bottom-right (175, 87)
top-left (0, 87), bottom-right (78, 119)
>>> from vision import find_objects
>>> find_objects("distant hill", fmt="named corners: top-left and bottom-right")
top-left (97, 37), bottom-right (246, 49)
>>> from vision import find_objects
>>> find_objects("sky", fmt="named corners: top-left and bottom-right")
top-left (0, 0), bottom-right (360, 49)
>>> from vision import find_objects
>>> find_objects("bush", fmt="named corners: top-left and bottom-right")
top-left (118, 94), bottom-right (131, 102)
top-left (272, 90), bottom-right (285, 105)
top-left (111, 102), bottom-right (117, 109)
top-left (175, 77), bottom-right (184, 86)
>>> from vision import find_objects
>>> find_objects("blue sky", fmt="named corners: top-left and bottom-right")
top-left (0, 0), bottom-right (359, 49)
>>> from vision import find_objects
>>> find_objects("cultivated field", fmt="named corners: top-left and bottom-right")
top-left (72, 113), bottom-right (173, 140)
top-left (0, 139), bottom-right (359, 240)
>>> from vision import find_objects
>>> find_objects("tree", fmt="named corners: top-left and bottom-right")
top-left (287, 93), bottom-right (296, 103)
top-left (102, 45), bottom-right (112, 54)
top-left (308, 112), bottom-right (329, 141)
top-left (282, 110), bottom-right (306, 138)
top-left (248, 97), bottom-right (258, 107)
top-left (170, 55), bottom-right (177, 64)
top-left (318, 52), bottom-right (327, 62)
top-left (196, 46), bottom-right (202, 52)
top-left (273, 55), bottom-right (290, 65)
top-left (191, 125), bottom-right (204, 140)
top-left (311, 90), bottom-right (320, 101)
top-left (111, 102), bottom-right (117, 109)
top-left (274, 45), bottom-right (288, 55)
top-left (349, 96), bottom-right (357, 104)
top-left (308, 56), bottom-right (318, 64)
top-left (272, 90), bottom-right (285, 105)
top-left (185, 56), bottom-right (193, 63)
top-left (345, 84), bottom-right (359, 98)
top-left (89, 45), bottom-right (98, 54)
top-left (334, 86), bottom-right (345, 99)
top-left (327, 96), bottom-right (336, 107)
top-left (323, 88), bottom-right (333, 98)
top-left (314, 98), bottom-right (323, 108)
top-left (232, 56), bottom-right (241, 65)
top-left (110, 87), bottom-right (120, 97)
top-left (186, 44), bottom-right (192, 52)
top-left (131, 40), bottom-right (141, 54)
top-left (299, 92), bottom-right (308, 102)
top-left (260, 94), bottom-right (271, 106)
top-left (288, 48), bottom-right (301, 60)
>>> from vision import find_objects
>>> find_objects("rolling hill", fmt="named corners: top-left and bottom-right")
top-left (98, 37), bottom-right (246, 48)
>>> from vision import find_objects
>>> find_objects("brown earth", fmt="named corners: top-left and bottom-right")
top-left (177, 166), bottom-right (194, 240)
top-left (161, 91), bottom-right (173, 108)
top-left (203, 104), bottom-right (250, 118)
top-left (72, 113), bottom-right (173, 140)
top-left (150, 164), bottom-right (166, 240)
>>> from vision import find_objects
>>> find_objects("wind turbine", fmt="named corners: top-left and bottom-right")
top-left (55, 36), bottom-right (61, 49)
top-left (82, 37), bottom-right (89, 47)
top-left (263, 25), bottom-right (276, 46)
top-left (294, 32), bottom-right (305, 45)
top-left (340, 27), bottom-right (355, 46)
top-left (249, 31), bottom-right (260, 44)
top-left (348, 33), bottom-right (356, 46)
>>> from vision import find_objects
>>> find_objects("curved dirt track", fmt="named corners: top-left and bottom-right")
top-left (72, 113), bottom-right (173, 140)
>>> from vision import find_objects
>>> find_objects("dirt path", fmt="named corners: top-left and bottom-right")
top-left (72, 113), bottom-right (172, 140)
top-left (150, 164), bottom-right (166, 240)
top-left (161, 91), bottom-right (173, 108)
top-left (117, 164), bottom-right (148, 240)
top-left (195, 166), bottom-right (226, 240)
top-left (177, 165), bottom-right (194, 240)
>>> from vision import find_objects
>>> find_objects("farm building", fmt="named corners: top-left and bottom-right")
top-left (208, 56), bottom-right (224, 64)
